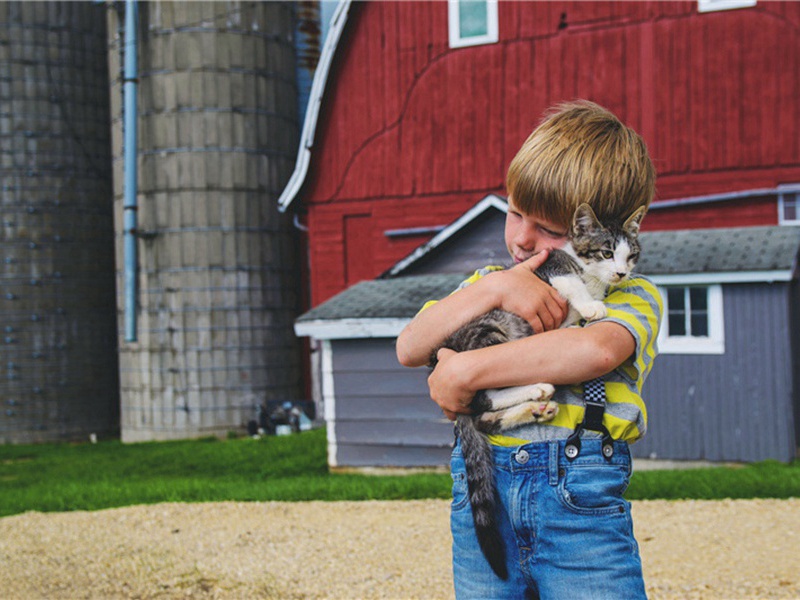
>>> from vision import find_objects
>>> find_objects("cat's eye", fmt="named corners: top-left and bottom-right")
top-left (601, 250), bottom-right (614, 259)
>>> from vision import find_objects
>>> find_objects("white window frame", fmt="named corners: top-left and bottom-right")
top-left (698, 0), bottom-right (756, 13)
top-left (657, 284), bottom-right (725, 355)
top-left (778, 184), bottom-right (800, 225)
top-left (448, 0), bottom-right (498, 49)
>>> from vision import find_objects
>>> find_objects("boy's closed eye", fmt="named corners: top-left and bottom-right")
top-left (537, 224), bottom-right (568, 240)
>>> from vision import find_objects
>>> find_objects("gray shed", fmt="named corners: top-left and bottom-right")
top-left (295, 196), bottom-right (800, 467)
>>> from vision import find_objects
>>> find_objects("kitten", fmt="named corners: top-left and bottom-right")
top-left (430, 203), bottom-right (645, 579)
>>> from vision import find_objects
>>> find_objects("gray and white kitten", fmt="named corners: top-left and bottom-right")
top-left (430, 203), bottom-right (645, 580)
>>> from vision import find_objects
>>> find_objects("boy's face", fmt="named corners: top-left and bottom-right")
top-left (504, 196), bottom-right (569, 264)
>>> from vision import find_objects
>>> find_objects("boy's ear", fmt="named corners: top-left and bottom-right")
top-left (573, 203), bottom-right (602, 236)
top-left (623, 206), bottom-right (647, 236)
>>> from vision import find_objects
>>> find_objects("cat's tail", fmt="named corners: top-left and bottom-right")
top-left (456, 413), bottom-right (508, 580)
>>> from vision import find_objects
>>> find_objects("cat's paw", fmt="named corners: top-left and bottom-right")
top-left (576, 301), bottom-right (607, 322)
top-left (530, 383), bottom-right (555, 401)
top-left (476, 398), bottom-right (559, 431)
top-left (530, 399), bottom-right (558, 423)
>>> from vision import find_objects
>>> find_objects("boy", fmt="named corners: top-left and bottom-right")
top-left (396, 101), bottom-right (661, 599)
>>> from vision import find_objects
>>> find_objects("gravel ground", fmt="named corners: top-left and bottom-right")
top-left (1, 499), bottom-right (798, 599)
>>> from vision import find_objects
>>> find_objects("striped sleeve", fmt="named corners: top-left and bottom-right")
top-left (593, 275), bottom-right (663, 389)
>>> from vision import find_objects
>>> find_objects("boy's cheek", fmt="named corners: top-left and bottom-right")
top-left (546, 237), bottom-right (569, 251)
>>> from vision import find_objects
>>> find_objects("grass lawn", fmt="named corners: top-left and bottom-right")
top-left (1, 428), bottom-right (798, 518)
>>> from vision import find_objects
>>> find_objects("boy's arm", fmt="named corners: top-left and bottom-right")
top-left (396, 251), bottom-right (568, 368)
top-left (428, 321), bottom-right (635, 419)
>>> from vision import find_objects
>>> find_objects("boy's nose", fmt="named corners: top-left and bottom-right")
top-left (515, 227), bottom-right (539, 250)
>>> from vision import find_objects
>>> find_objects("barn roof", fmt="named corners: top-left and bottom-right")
top-left (295, 224), bottom-right (800, 339)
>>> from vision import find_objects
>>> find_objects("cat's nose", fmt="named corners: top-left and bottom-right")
top-left (615, 272), bottom-right (626, 279)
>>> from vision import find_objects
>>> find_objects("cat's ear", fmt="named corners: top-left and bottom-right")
top-left (623, 206), bottom-right (647, 236)
top-left (573, 203), bottom-right (602, 237)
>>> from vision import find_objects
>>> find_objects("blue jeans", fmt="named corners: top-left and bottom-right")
top-left (450, 438), bottom-right (647, 599)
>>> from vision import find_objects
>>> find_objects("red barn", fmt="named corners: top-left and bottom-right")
top-left (279, 0), bottom-right (800, 307)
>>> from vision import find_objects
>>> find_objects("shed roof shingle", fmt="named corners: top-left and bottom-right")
top-left (637, 225), bottom-right (800, 274)
top-left (296, 274), bottom-right (465, 323)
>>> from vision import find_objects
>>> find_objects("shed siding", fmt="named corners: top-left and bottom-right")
top-left (636, 283), bottom-right (796, 462)
top-left (327, 282), bottom-right (797, 467)
top-left (330, 338), bottom-right (452, 467)
top-left (791, 279), bottom-right (800, 454)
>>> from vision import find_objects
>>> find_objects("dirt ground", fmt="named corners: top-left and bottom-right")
top-left (1, 498), bottom-right (798, 599)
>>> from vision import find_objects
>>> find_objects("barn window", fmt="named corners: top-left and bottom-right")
top-left (698, 0), bottom-right (756, 12)
top-left (658, 285), bottom-right (725, 354)
top-left (448, 0), bottom-right (498, 48)
top-left (778, 187), bottom-right (800, 225)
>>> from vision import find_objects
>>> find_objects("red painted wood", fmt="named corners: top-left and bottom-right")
top-left (343, 213), bottom-right (375, 286)
top-left (644, 196), bottom-right (779, 232)
top-left (300, 0), bottom-right (800, 306)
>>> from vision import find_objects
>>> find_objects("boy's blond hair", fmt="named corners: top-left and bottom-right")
top-left (506, 100), bottom-right (656, 228)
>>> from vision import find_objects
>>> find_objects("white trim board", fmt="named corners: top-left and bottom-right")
top-left (657, 284), bottom-right (725, 355)
top-left (278, 0), bottom-right (353, 212)
top-left (649, 270), bottom-right (793, 286)
top-left (295, 318), bottom-right (410, 340)
top-left (320, 340), bottom-right (338, 467)
top-left (448, 0), bottom-right (499, 49)
top-left (697, 0), bottom-right (756, 13)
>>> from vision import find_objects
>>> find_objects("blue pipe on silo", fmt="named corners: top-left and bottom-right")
top-left (123, 0), bottom-right (138, 342)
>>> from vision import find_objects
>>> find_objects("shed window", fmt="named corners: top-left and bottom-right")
top-left (778, 187), bottom-right (800, 225)
top-left (448, 0), bottom-right (498, 48)
top-left (658, 285), bottom-right (725, 354)
top-left (698, 0), bottom-right (756, 12)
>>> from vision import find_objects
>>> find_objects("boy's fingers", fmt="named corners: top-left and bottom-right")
top-left (442, 408), bottom-right (458, 421)
top-left (537, 299), bottom-right (561, 331)
top-left (529, 315), bottom-right (545, 334)
top-left (547, 291), bottom-right (569, 325)
top-left (519, 249), bottom-right (549, 271)
top-left (436, 347), bottom-right (457, 361)
top-left (524, 289), bottom-right (567, 332)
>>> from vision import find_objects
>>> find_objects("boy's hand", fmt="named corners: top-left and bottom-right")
top-left (428, 348), bottom-right (474, 421)
top-left (488, 251), bottom-right (568, 333)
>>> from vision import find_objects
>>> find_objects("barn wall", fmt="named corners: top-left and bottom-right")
top-left (636, 282), bottom-right (797, 462)
top-left (302, 1), bottom-right (800, 304)
top-left (329, 338), bottom-right (452, 468)
top-left (645, 196), bottom-right (780, 232)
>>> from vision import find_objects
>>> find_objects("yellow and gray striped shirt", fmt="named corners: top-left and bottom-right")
top-left (425, 266), bottom-right (663, 446)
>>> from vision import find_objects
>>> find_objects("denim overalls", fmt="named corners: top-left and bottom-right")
top-left (450, 379), bottom-right (648, 599)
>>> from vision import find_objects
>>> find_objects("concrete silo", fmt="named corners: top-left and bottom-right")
top-left (0, 2), bottom-right (119, 443)
top-left (107, 1), bottom-right (303, 441)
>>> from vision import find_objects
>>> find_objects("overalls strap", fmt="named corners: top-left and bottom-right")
top-left (564, 377), bottom-right (615, 461)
